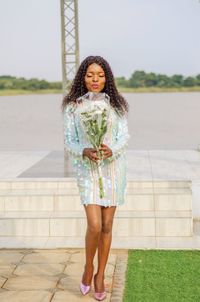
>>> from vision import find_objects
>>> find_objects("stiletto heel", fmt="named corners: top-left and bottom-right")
top-left (93, 273), bottom-right (107, 301)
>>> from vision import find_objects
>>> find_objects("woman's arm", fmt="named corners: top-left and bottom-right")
top-left (63, 103), bottom-right (86, 160)
top-left (108, 114), bottom-right (130, 162)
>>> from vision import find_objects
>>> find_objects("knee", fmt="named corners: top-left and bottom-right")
top-left (102, 220), bottom-right (113, 234)
top-left (87, 221), bottom-right (102, 235)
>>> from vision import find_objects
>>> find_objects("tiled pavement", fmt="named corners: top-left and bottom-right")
top-left (0, 248), bottom-right (128, 302)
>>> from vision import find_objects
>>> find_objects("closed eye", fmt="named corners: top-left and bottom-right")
top-left (86, 74), bottom-right (105, 77)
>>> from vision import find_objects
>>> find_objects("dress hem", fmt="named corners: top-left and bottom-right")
top-left (81, 202), bottom-right (124, 208)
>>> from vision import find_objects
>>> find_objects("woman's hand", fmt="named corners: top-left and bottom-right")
top-left (99, 143), bottom-right (113, 159)
top-left (83, 144), bottom-right (113, 162)
top-left (83, 148), bottom-right (100, 162)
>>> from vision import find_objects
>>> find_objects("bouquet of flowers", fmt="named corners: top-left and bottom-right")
top-left (78, 94), bottom-right (110, 198)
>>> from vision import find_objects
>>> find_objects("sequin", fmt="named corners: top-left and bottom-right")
top-left (63, 91), bottom-right (130, 207)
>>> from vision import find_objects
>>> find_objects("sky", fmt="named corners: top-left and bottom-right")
top-left (0, 0), bottom-right (200, 81)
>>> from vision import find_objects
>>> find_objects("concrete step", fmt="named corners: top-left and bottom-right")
top-left (0, 210), bottom-right (192, 218)
top-left (0, 215), bottom-right (193, 237)
top-left (0, 193), bottom-right (192, 211)
top-left (0, 179), bottom-right (193, 248)
top-left (0, 179), bottom-right (192, 190)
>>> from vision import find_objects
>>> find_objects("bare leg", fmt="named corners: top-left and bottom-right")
top-left (95, 206), bottom-right (117, 292)
top-left (82, 204), bottom-right (102, 285)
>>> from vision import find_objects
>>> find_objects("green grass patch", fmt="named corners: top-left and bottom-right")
top-left (1, 86), bottom-right (200, 96)
top-left (123, 250), bottom-right (200, 302)
top-left (0, 89), bottom-right (62, 96)
top-left (118, 86), bottom-right (200, 93)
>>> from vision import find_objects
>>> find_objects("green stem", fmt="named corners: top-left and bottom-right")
top-left (96, 156), bottom-right (104, 199)
top-left (98, 175), bottom-right (104, 199)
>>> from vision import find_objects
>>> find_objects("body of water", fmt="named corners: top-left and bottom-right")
top-left (0, 92), bottom-right (200, 150)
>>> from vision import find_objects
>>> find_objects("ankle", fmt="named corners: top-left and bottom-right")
top-left (95, 272), bottom-right (105, 279)
top-left (94, 273), bottom-right (105, 292)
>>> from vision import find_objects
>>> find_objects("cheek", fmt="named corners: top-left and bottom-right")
top-left (100, 78), bottom-right (106, 86)
top-left (84, 77), bottom-right (91, 88)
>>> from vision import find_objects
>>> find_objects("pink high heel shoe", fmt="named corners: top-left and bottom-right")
top-left (79, 265), bottom-right (94, 295)
top-left (94, 291), bottom-right (107, 301)
top-left (93, 273), bottom-right (107, 301)
top-left (79, 281), bottom-right (91, 295)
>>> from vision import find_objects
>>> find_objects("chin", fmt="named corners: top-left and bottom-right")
top-left (91, 88), bottom-right (103, 93)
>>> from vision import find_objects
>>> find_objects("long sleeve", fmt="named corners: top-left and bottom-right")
top-left (108, 113), bottom-right (130, 162)
top-left (63, 103), bottom-right (86, 160)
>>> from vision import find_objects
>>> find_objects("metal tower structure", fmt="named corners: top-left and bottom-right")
top-left (60, 0), bottom-right (80, 94)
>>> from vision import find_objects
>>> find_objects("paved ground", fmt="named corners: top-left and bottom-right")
top-left (0, 248), bottom-right (128, 302)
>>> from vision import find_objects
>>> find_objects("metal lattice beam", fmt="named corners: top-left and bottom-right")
top-left (60, 0), bottom-right (80, 94)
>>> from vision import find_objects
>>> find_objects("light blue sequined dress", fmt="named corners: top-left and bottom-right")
top-left (63, 91), bottom-right (130, 207)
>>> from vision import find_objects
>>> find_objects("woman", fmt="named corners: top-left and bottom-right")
top-left (61, 55), bottom-right (130, 301)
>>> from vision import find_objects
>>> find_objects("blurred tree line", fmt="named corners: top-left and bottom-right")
top-left (116, 71), bottom-right (200, 88)
top-left (0, 76), bottom-right (62, 90)
top-left (0, 72), bottom-right (200, 90)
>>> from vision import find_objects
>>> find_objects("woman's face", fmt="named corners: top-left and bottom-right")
top-left (84, 63), bottom-right (106, 93)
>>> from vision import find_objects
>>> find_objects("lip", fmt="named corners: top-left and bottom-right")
top-left (91, 84), bottom-right (99, 88)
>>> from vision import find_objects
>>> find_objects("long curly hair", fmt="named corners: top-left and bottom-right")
top-left (61, 55), bottom-right (129, 117)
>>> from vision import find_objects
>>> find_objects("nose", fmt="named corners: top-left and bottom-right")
top-left (92, 75), bottom-right (99, 82)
